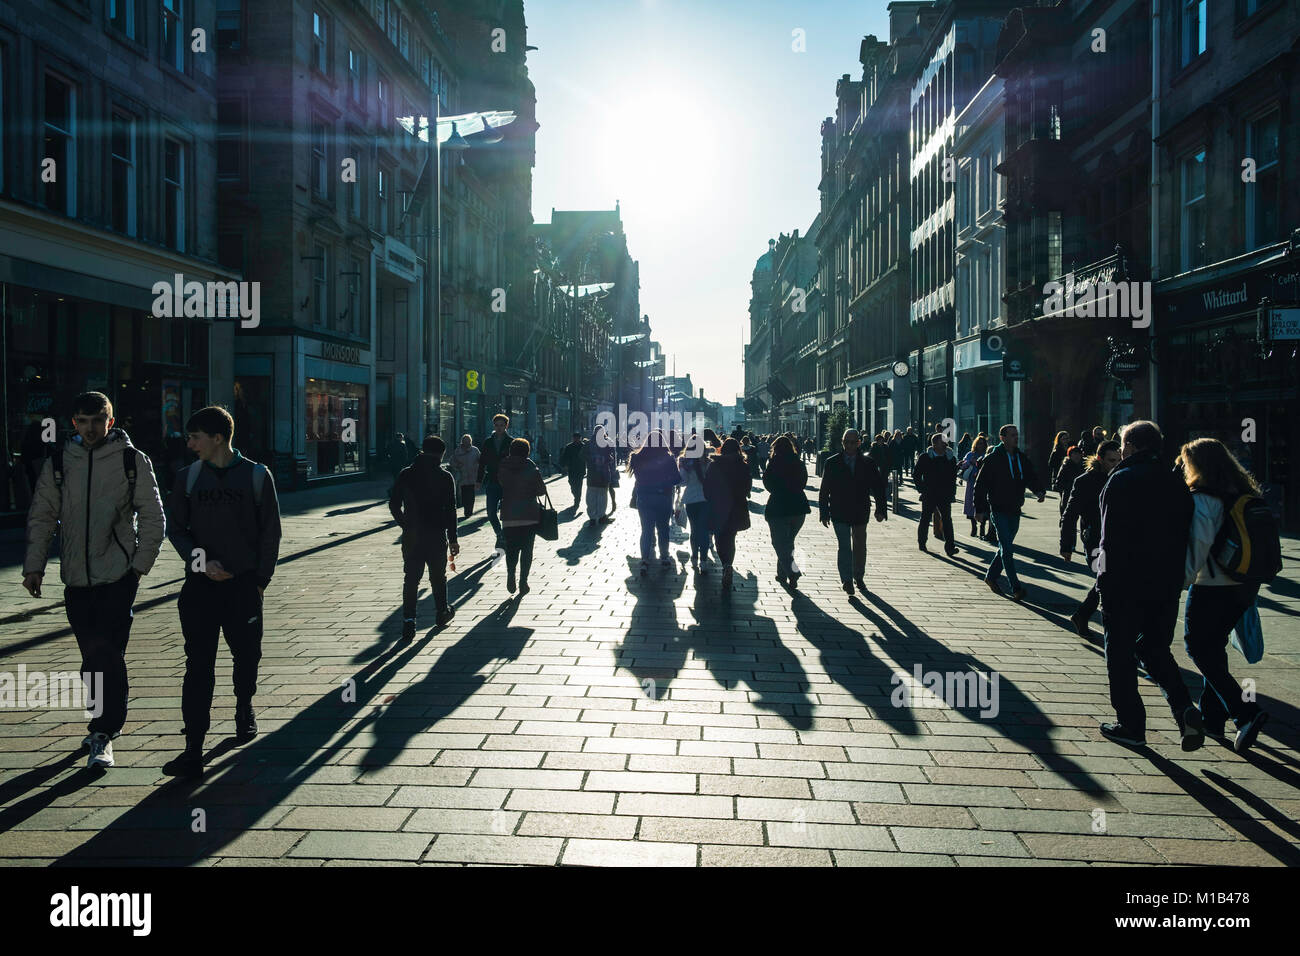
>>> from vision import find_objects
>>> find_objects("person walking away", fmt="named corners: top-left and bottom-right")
top-left (497, 438), bottom-right (546, 595)
top-left (449, 435), bottom-right (481, 519)
top-left (957, 432), bottom-right (973, 459)
top-left (558, 431), bottom-right (587, 510)
top-left (960, 434), bottom-right (990, 537)
top-left (743, 436), bottom-right (761, 481)
top-left (1060, 440), bottom-right (1121, 636)
top-left (913, 432), bottom-right (959, 556)
top-left (1094, 420), bottom-right (1201, 750)
top-left (704, 438), bottom-right (751, 594)
top-left (22, 391), bottom-right (165, 770)
top-left (1054, 445), bottom-right (1086, 516)
top-left (477, 413), bottom-right (513, 548)
top-left (818, 429), bottom-right (888, 596)
top-left (165, 406), bottom-right (281, 777)
top-left (387, 433), bottom-right (409, 490)
top-left (900, 427), bottom-right (921, 477)
top-left (973, 423), bottom-right (1046, 601)
top-left (678, 434), bottom-right (713, 572)
top-left (1047, 430), bottom-right (1070, 486)
top-left (586, 426), bottom-right (615, 524)
top-left (390, 435), bottom-right (460, 640)
top-left (630, 430), bottom-right (682, 576)
top-left (755, 435), bottom-right (770, 477)
top-left (1179, 438), bottom-right (1274, 753)
top-left (763, 436), bottom-right (810, 587)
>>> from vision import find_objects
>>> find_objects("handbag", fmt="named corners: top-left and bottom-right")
top-left (932, 510), bottom-right (943, 538)
top-left (536, 489), bottom-right (559, 541)
top-left (673, 489), bottom-right (687, 528)
top-left (1230, 600), bottom-right (1264, 664)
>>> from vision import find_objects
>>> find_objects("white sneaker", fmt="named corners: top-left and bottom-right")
top-left (87, 732), bottom-right (114, 769)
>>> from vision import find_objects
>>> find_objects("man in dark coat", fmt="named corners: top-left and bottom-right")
top-left (973, 423), bottom-right (1047, 600)
top-left (1094, 421), bottom-right (1200, 750)
top-left (557, 432), bottom-right (587, 510)
top-left (477, 413), bottom-right (513, 547)
top-left (1060, 439), bottom-right (1120, 636)
top-left (390, 435), bottom-right (460, 639)
top-left (913, 432), bottom-right (959, 556)
top-left (818, 429), bottom-right (888, 596)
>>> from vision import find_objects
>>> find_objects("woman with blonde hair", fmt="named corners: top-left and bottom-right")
top-left (1178, 437), bottom-right (1269, 753)
top-left (1047, 430), bottom-right (1070, 485)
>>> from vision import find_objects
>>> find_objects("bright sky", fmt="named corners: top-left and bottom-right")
top-left (527, 0), bottom-right (891, 406)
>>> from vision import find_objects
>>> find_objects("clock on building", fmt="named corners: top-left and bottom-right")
top-left (892, 360), bottom-right (910, 378)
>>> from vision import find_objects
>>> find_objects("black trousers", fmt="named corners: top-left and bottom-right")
top-left (1185, 583), bottom-right (1261, 728)
top-left (402, 536), bottom-right (448, 620)
top-left (179, 575), bottom-right (264, 741)
top-left (917, 496), bottom-right (954, 550)
top-left (504, 525), bottom-right (536, 582)
top-left (460, 484), bottom-right (476, 518)
top-left (64, 571), bottom-right (140, 738)
top-left (568, 473), bottom-right (583, 507)
top-left (1101, 592), bottom-right (1192, 733)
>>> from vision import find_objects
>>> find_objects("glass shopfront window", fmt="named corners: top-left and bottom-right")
top-left (306, 378), bottom-right (367, 477)
top-left (461, 394), bottom-right (480, 439)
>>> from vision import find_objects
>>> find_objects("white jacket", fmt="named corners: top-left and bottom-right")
top-left (1184, 492), bottom-right (1235, 588)
top-left (24, 429), bottom-right (166, 587)
top-left (678, 457), bottom-right (708, 505)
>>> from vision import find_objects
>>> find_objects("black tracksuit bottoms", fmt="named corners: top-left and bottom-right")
top-left (179, 574), bottom-right (264, 740)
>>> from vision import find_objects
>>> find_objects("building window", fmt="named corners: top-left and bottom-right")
top-left (1245, 111), bottom-right (1279, 250)
top-left (377, 74), bottom-right (389, 144)
top-left (1181, 0), bottom-right (1207, 67)
top-left (400, 15), bottom-right (409, 59)
top-left (43, 74), bottom-right (76, 216)
top-left (313, 244), bottom-right (328, 326)
top-left (348, 143), bottom-right (362, 219)
top-left (348, 45), bottom-right (363, 104)
top-left (1047, 211), bottom-right (1062, 280)
top-left (311, 118), bottom-right (329, 199)
top-left (1180, 149), bottom-right (1207, 272)
top-left (386, 0), bottom-right (398, 45)
top-left (108, 0), bottom-right (141, 40)
top-left (377, 165), bottom-right (389, 233)
top-left (313, 8), bottom-right (330, 75)
top-left (217, 99), bottom-right (245, 183)
top-left (163, 138), bottom-right (185, 251)
top-left (979, 151), bottom-right (991, 214)
top-left (110, 111), bottom-right (136, 235)
top-left (1236, 0), bottom-right (1265, 16)
top-left (348, 256), bottom-right (363, 334)
top-left (162, 0), bottom-right (185, 71)
top-left (217, 232), bottom-right (244, 272)
top-left (216, 0), bottom-right (242, 51)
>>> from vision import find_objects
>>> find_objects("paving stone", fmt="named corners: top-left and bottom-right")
top-left (517, 812), bottom-right (639, 840)
top-left (288, 832), bottom-right (432, 861)
top-left (700, 845), bottom-right (832, 867)
top-left (562, 838), bottom-right (695, 867)
top-left (637, 817), bottom-right (763, 846)
top-left (424, 834), bottom-right (562, 866)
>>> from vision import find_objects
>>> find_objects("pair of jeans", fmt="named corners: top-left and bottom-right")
top-left (767, 513), bottom-right (806, 578)
top-left (918, 497), bottom-right (955, 550)
top-left (178, 575), bottom-right (264, 742)
top-left (637, 496), bottom-right (671, 561)
top-left (686, 501), bottom-right (712, 561)
top-left (484, 480), bottom-right (504, 539)
top-left (1185, 583), bottom-right (1261, 729)
top-left (985, 510), bottom-right (1022, 590)
top-left (63, 571), bottom-right (140, 738)
top-left (568, 474), bottom-right (584, 507)
top-left (460, 484), bottom-right (476, 518)
top-left (503, 525), bottom-right (536, 583)
top-left (401, 536), bottom-right (448, 620)
top-left (832, 521), bottom-right (867, 583)
top-left (1101, 592), bottom-right (1193, 733)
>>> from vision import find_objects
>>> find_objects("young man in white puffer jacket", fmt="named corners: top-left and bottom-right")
top-left (22, 392), bottom-right (165, 769)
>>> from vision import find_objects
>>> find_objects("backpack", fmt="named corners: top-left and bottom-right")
top-left (51, 444), bottom-right (139, 505)
top-left (1209, 494), bottom-right (1283, 584)
top-left (185, 459), bottom-right (267, 506)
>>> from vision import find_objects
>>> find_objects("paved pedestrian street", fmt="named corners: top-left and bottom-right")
top-left (2, 474), bottom-right (1298, 867)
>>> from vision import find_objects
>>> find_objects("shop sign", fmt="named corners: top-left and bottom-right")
top-left (1268, 308), bottom-right (1300, 340)
top-left (922, 344), bottom-right (949, 381)
top-left (1002, 351), bottom-right (1028, 382)
top-left (322, 342), bottom-right (361, 365)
